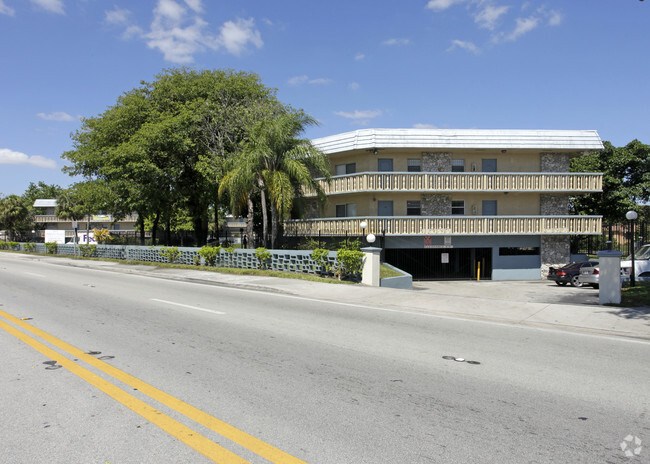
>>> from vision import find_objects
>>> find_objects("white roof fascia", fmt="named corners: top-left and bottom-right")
top-left (33, 199), bottom-right (57, 207)
top-left (312, 129), bottom-right (604, 154)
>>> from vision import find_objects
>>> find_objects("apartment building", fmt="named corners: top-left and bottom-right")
top-left (285, 129), bottom-right (604, 280)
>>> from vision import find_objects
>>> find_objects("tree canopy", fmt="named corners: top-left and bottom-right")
top-left (62, 67), bottom-right (281, 246)
top-left (571, 139), bottom-right (650, 223)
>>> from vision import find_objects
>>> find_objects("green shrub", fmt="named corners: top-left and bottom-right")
top-left (254, 247), bottom-right (271, 269)
top-left (45, 242), bottom-right (58, 254)
top-left (311, 248), bottom-right (331, 274)
top-left (23, 243), bottom-right (36, 252)
top-left (0, 241), bottom-right (19, 250)
top-left (332, 249), bottom-right (364, 281)
top-left (79, 244), bottom-right (96, 257)
top-left (198, 246), bottom-right (221, 266)
top-left (159, 246), bottom-right (181, 263)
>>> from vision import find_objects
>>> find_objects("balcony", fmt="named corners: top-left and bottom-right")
top-left (304, 172), bottom-right (602, 196)
top-left (33, 215), bottom-right (139, 224)
top-left (284, 216), bottom-right (602, 236)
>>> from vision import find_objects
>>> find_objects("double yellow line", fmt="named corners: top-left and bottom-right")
top-left (0, 309), bottom-right (307, 464)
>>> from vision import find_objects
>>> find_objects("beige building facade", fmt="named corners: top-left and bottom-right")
top-left (285, 129), bottom-right (604, 280)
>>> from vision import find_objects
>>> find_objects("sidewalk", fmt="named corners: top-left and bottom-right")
top-left (51, 256), bottom-right (650, 341)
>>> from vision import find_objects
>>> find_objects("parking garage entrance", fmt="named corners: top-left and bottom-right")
top-left (384, 248), bottom-right (492, 281)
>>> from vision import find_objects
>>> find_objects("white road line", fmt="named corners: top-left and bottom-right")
top-left (22, 272), bottom-right (46, 278)
top-left (151, 298), bottom-right (226, 315)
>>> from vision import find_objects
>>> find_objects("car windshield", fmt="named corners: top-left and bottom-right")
top-left (626, 244), bottom-right (650, 260)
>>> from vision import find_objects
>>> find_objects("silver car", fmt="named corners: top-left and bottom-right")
top-left (578, 265), bottom-right (629, 289)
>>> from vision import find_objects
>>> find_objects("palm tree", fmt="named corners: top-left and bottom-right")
top-left (220, 111), bottom-right (330, 248)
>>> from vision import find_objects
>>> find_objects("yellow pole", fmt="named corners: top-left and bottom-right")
top-left (477, 261), bottom-right (481, 281)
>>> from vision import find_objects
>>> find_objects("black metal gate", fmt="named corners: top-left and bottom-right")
top-left (384, 248), bottom-right (492, 281)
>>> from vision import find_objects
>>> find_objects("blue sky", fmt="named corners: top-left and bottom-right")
top-left (0, 0), bottom-right (648, 196)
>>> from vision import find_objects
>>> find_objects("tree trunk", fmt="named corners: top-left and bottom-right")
top-left (152, 211), bottom-right (160, 246)
top-left (246, 194), bottom-right (254, 249)
top-left (271, 203), bottom-right (278, 249)
top-left (258, 178), bottom-right (268, 248)
top-left (137, 212), bottom-right (145, 245)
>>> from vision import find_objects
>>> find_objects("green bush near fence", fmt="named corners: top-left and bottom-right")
top-left (254, 247), bottom-right (271, 269)
top-left (23, 243), bottom-right (36, 252)
top-left (0, 241), bottom-right (19, 250)
top-left (159, 246), bottom-right (181, 263)
top-left (198, 246), bottom-right (221, 266)
top-left (79, 244), bottom-right (96, 257)
top-left (45, 242), bottom-right (58, 254)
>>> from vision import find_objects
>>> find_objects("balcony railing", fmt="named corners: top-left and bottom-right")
top-left (33, 215), bottom-right (139, 223)
top-left (285, 216), bottom-right (602, 236)
top-left (304, 172), bottom-right (602, 196)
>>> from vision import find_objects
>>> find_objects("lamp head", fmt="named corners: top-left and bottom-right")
top-left (626, 210), bottom-right (638, 221)
top-left (360, 221), bottom-right (368, 230)
top-left (366, 233), bottom-right (376, 244)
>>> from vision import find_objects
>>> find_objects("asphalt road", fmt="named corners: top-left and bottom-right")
top-left (1, 253), bottom-right (649, 463)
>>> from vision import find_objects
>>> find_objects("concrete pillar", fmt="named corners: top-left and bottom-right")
top-left (361, 247), bottom-right (381, 287)
top-left (597, 250), bottom-right (623, 305)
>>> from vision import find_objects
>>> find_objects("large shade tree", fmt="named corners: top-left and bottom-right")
top-left (63, 67), bottom-right (280, 245)
top-left (220, 111), bottom-right (330, 248)
top-left (571, 139), bottom-right (650, 223)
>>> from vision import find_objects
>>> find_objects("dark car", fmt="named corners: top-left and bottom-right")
top-left (547, 261), bottom-right (599, 287)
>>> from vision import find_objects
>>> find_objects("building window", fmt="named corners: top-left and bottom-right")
top-left (499, 247), bottom-right (540, 256)
top-left (336, 203), bottom-right (357, 217)
top-left (451, 200), bottom-right (465, 215)
top-left (482, 159), bottom-right (497, 172)
top-left (378, 158), bottom-right (393, 172)
top-left (407, 201), bottom-right (421, 216)
top-left (335, 163), bottom-right (356, 175)
top-left (482, 200), bottom-right (497, 216)
top-left (451, 159), bottom-right (465, 172)
top-left (377, 200), bottom-right (394, 216)
top-left (407, 159), bottom-right (421, 172)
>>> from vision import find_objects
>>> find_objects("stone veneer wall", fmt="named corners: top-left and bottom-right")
top-left (540, 152), bottom-right (570, 172)
top-left (422, 152), bottom-right (452, 172)
top-left (540, 235), bottom-right (570, 277)
top-left (540, 194), bottom-right (569, 215)
top-left (422, 194), bottom-right (451, 216)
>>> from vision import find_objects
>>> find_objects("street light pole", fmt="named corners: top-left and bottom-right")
top-left (626, 210), bottom-right (638, 287)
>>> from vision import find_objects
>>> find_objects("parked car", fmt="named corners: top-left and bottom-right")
top-left (621, 243), bottom-right (650, 282)
top-left (547, 261), bottom-right (599, 287)
top-left (577, 264), bottom-right (629, 289)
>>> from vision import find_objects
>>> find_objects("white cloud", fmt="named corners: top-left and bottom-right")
top-left (413, 123), bottom-right (438, 129)
top-left (36, 111), bottom-right (75, 121)
top-left (216, 18), bottom-right (263, 56)
top-left (355, 53), bottom-right (365, 61)
top-left (108, 1), bottom-right (262, 63)
top-left (504, 16), bottom-right (539, 41)
top-left (0, 148), bottom-right (57, 169)
top-left (334, 110), bottom-right (382, 125)
top-left (288, 75), bottom-right (331, 86)
top-left (348, 82), bottom-right (360, 90)
top-left (426, 0), bottom-right (467, 12)
top-left (30, 0), bottom-right (64, 14)
top-left (382, 38), bottom-right (410, 46)
top-left (547, 9), bottom-right (563, 26)
top-left (0, 0), bottom-right (15, 16)
top-left (447, 39), bottom-right (480, 54)
top-left (474, 4), bottom-right (509, 30)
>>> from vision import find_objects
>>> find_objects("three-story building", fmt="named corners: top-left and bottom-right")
top-left (285, 128), bottom-right (604, 280)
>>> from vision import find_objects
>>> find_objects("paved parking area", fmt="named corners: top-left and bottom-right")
top-left (412, 279), bottom-right (601, 306)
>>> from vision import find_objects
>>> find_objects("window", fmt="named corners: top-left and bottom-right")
top-left (451, 200), bottom-right (465, 215)
top-left (451, 159), bottom-right (465, 172)
top-left (335, 203), bottom-right (357, 217)
top-left (482, 200), bottom-right (497, 216)
top-left (407, 201), bottom-right (421, 216)
top-left (335, 163), bottom-right (356, 175)
top-left (482, 159), bottom-right (497, 172)
top-left (377, 200), bottom-right (394, 216)
top-left (378, 158), bottom-right (393, 172)
top-left (499, 247), bottom-right (540, 256)
top-left (407, 159), bottom-right (421, 172)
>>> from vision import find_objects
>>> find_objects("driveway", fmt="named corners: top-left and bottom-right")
top-left (412, 280), bottom-right (601, 306)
